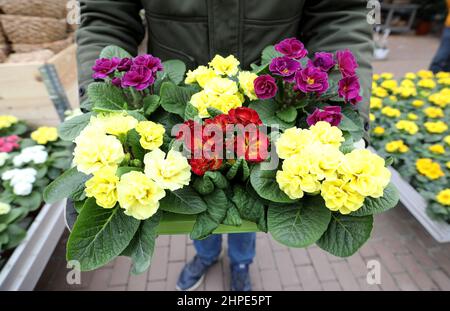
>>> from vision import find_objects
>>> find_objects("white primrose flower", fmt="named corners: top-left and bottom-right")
top-left (0, 152), bottom-right (9, 167)
top-left (13, 145), bottom-right (48, 167)
top-left (0, 202), bottom-right (11, 215)
top-left (13, 182), bottom-right (33, 196)
top-left (2, 168), bottom-right (37, 196)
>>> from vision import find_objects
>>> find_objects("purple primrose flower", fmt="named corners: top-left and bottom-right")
top-left (92, 57), bottom-right (120, 79)
top-left (306, 106), bottom-right (343, 126)
top-left (254, 74), bottom-right (278, 99)
top-left (274, 38), bottom-right (308, 59)
top-left (269, 56), bottom-right (301, 82)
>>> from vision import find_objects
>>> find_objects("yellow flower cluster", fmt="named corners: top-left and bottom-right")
top-left (428, 89), bottom-right (450, 108)
top-left (407, 113), bottom-right (418, 121)
top-left (77, 114), bottom-right (192, 219)
top-left (404, 72), bottom-right (417, 80)
top-left (373, 126), bottom-right (385, 136)
top-left (30, 126), bottom-right (58, 145)
top-left (385, 140), bottom-right (409, 153)
top-left (423, 107), bottom-right (444, 119)
top-left (417, 79), bottom-right (436, 89)
top-left (417, 70), bottom-right (434, 79)
top-left (436, 189), bottom-right (450, 206)
top-left (185, 55), bottom-right (257, 117)
top-left (395, 120), bottom-right (418, 135)
top-left (370, 97), bottom-right (383, 110)
top-left (416, 158), bottom-right (444, 180)
top-left (428, 144), bottom-right (445, 155)
top-left (0, 115), bottom-right (18, 130)
top-left (276, 122), bottom-right (391, 214)
top-left (412, 99), bottom-right (425, 107)
top-left (424, 121), bottom-right (448, 134)
top-left (381, 106), bottom-right (401, 118)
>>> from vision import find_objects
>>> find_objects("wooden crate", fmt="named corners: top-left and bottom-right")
top-left (0, 44), bottom-right (78, 127)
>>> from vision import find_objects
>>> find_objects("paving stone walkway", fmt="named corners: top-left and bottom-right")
top-left (36, 34), bottom-right (450, 291)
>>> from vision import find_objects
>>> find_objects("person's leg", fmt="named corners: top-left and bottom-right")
top-left (430, 27), bottom-right (450, 73)
top-left (177, 235), bottom-right (222, 291)
top-left (193, 234), bottom-right (223, 265)
top-left (227, 233), bottom-right (256, 291)
top-left (228, 233), bottom-right (256, 265)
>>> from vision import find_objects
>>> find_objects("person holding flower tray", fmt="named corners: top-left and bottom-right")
top-left (61, 0), bottom-right (388, 292)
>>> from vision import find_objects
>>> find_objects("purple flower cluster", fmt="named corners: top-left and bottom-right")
top-left (306, 106), bottom-right (342, 127)
top-left (336, 49), bottom-right (362, 105)
top-left (92, 54), bottom-right (163, 91)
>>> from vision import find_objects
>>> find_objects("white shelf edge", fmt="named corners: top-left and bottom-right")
top-left (0, 200), bottom-right (66, 290)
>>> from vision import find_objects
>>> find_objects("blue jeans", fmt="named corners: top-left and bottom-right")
top-left (193, 233), bottom-right (256, 267)
top-left (430, 27), bottom-right (450, 73)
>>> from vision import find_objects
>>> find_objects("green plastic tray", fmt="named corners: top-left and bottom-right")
top-left (157, 213), bottom-right (260, 235)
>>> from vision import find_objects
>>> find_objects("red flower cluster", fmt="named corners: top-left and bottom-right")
top-left (176, 107), bottom-right (269, 175)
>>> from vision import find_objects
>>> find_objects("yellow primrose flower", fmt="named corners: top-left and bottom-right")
top-left (321, 179), bottom-right (365, 215)
top-left (373, 86), bottom-right (389, 98)
top-left (424, 107), bottom-right (444, 119)
top-left (385, 140), bottom-right (409, 153)
top-left (74, 128), bottom-right (125, 175)
top-left (429, 93), bottom-right (450, 108)
top-left (370, 97), bottom-right (383, 109)
top-left (209, 55), bottom-right (240, 76)
top-left (117, 171), bottom-right (165, 220)
top-left (416, 158), bottom-right (444, 180)
top-left (400, 79), bottom-right (415, 88)
top-left (85, 166), bottom-right (119, 209)
top-left (338, 149), bottom-right (391, 198)
top-left (0, 115), bottom-right (18, 130)
top-left (412, 99), bottom-right (425, 107)
top-left (444, 135), bottom-right (450, 146)
top-left (30, 126), bottom-right (58, 145)
top-left (389, 95), bottom-right (398, 102)
top-left (276, 153), bottom-right (322, 200)
top-left (404, 72), bottom-right (417, 80)
top-left (436, 72), bottom-right (450, 79)
top-left (438, 77), bottom-right (450, 86)
top-left (185, 65), bottom-right (217, 87)
top-left (190, 91), bottom-right (211, 118)
top-left (0, 202), bottom-right (11, 215)
top-left (417, 70), bottom-right (434, 79)
top-left (381, 106), bottom-right (401, 118)
top-left (407, 113), bottom-right (418, 121)
top-left (381, 79), bottom-right (398, 91)
top-left (418, 79), bottom-right (436, 89)
top-left (372, 74), bottom-right (380, 81)
top-left (372, 81), bottom-right (378, 89)
top-left (446, 161), bottom-right (450, 169)
top-left (436, 189), bottom-right (450, 206)
top-left (310, 121), bottom-right (345, 148)
top-left (370, 113), bottom-right (375, 122)
top-left (275, 127), bottom-right (315, 159)
top-left (238, 71), bottom-right (258, 100)
top-left (396, 120), bottom-right (419, 135)
top-left (209, 94), bottom-right (242, 115)
top-left (424, 121), bottom-right (448, 134)
top-left (381, 72), bottom-right (394, 80)
top-left (396, 86), bottom-right (417, 98)
top-left (144, 149), bottom-right (191, 191)
top-left (135, 121), bottom-right (165, 150)
top-left (373, 126), bottom-right (385, 136)
top-left (204, 77), bottom-right (239, 97)
top-left (90, 112), bottom-right (138, 136)
top-left (428, 144), bottom-right (445, 155)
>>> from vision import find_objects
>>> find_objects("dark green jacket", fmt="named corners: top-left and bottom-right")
top-left (77, 0), bottom-right (373, 134)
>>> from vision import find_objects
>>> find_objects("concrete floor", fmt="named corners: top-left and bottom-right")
top-left (36, 34), bottom-right (450, 291)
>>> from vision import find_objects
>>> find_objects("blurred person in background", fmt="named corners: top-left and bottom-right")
top-left (77, 0), bottom-right (373, 291)
top-left (430, 0), bottom-right (450, 72)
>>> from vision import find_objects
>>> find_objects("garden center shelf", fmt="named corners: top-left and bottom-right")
top-left (0, 201), bottom-right (66, 290)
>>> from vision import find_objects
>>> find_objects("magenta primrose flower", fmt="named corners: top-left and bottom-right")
top-left (92, 57), bottom-right (120, 79)
top-left (121, 65), bottom-right (155, 91)
top-left (254, 75), bottom-right (278, 99)
top-left (274, 38), bottom-right (308, 59)
top-left (133, 55), bottom-right (163, 73)
top-left (294, 64), bottom-right (329, 95)
top-left (306, 106), bottom-right (343, 127)
top-left (312, 52), bottom-right (336, 72)
top-left (269, 56), bottom-right (301, 82)
top-left (0, 135), bottom-right (20, 153)
top-left (336, 49), bottom-right (358, 77)
top-left (117, 58), bottom-right (132, 72)
top-left (338, 75), bottom-right (362, 105)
